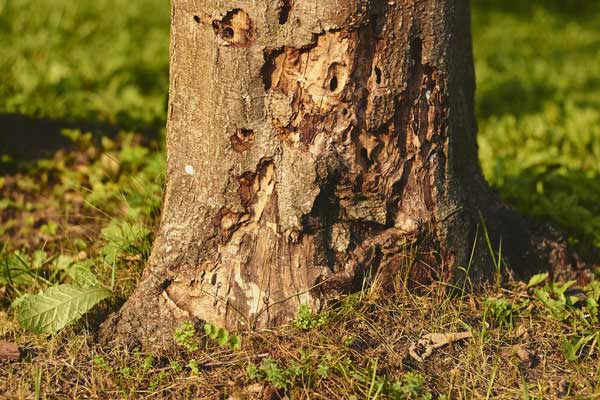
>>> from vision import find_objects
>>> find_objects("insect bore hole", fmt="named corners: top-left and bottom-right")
top-left (329, 76), bottom-right (338, 91)
top-left (222, 27), bottom-right (234, 39)
top-left (374, 66), bottom-right (382, 84)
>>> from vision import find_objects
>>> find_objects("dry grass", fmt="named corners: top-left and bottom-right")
top-left (2, 272), bottom-right (599, 399)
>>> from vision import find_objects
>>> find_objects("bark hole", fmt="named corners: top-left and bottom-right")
top-left (410, 37), bottom-right (423, 65)
top-left (222, 27), bottom-right (234, 39)
top-left (329, 76), bottom-right (338, 91)
top-left (230, 128), bottom-right (255, 153)
top-left (278, 0), bottom-right (292, 25)
top-left (212, 9), bottom-right (256, 47)
top-left (374, 66), bottom-right (382, 84)
top-left (193, 15), bottom-right (200, 23)
top-left (237, 171), bottom-right (256, 207)
top-left (260, 48), bottom-right (283, 91)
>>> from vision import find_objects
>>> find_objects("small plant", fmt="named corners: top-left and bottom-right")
top-left (204, 322), bottom-right (242, 350)
top-left (120, 366), bottom-right (132, 378)
top-left (188, 359), bottom-right (200, 376)
top-left (534, 279), bottom-right (600, 362)
top-left (141, 355), bottom-right (154, 373)
top-left (293, 304), bottom-right (328, 330)
top-left (246, 363), bottom-right (260, 380)
top-left (561, 333), bottom-right (598, 362)
top-left (149, 371), bottom-right (168, 392)
top-left (388, 372), bottom-right (431, 400)
top-left (174, 320), bottom-right (199, 351)
top-left (527, 272), bottom-right (549, 288)
top-left (534, 281), bottom-right (576, 321)
top-left (316, 354), bottom-right (333, 379)
top-left (170, 361), bottom-right (182, 373)
top-left (100, 220), bottom-right (151, 265)
top-left (345, 358), bottom-right (434, 400)
top-left (93, 355), bottom-right (111, 371)
top-left (259, 357), bottom-right (290, 389)
top-left (246, 357), bottom-right (299, 390)
top-left (343, 334), bottom-right (355, 347)
top-left (484, 297), bottom-right (516, 329)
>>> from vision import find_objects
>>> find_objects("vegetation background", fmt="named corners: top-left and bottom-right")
top-left (0, 0), bottom-right (599, 398)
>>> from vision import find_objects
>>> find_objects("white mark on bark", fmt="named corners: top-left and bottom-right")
top-left (185, 165), bottom-right (195, 175)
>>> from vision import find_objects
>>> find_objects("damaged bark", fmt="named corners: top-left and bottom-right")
top-left (99, 0), bottom-right (588, 350)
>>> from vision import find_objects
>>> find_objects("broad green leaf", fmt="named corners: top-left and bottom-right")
top-left (18, 284), bottom-right (111, 334)
top-left (53, 255), bottom-right (74, 270)
top-left (527, 272), bottom-right (549, 288)
top-left (67, 261), bottom-right (100, 287)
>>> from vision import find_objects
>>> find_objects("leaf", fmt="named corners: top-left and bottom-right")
top-left (527, 272), bottom-right (548, 288)
top-left (229, 335), bottom-right (242, 351)
top-left (66, 261), bottom-right (100, 287)
top-left (216, 328), bottom-right (229, 347)
top-left (561, 334), bottom-right (596, 362)
top-left (18, 284), bottom-right (111, 334)
top-left (101, 221), bottom-right (150, 264)
top-left (204, 323), bottom-right (218, 339)
top-left (534, 288), bottom-right (569, 321)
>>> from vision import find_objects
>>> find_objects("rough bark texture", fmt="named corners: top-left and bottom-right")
top-left (100, 0), bottom-right (587, 350)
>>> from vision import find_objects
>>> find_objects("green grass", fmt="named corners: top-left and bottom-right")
top-left (1, 0), bottom-right (600, 398)
top-left (474, 1), bottom-right (600, 252)
top-left (0, 0), bottom-right (169, 128)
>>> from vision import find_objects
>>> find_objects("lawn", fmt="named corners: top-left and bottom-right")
top-left (1, 0), bottom-right (599, 398)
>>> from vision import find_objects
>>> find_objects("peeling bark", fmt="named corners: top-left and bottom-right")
top-left (99, 0), bottom-right (588, 351)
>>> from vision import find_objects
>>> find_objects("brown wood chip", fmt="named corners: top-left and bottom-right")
top-left (0, 341), bottom-right (20, 361)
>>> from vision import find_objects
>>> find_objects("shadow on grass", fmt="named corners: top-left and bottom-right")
top-left (476, 78), bottom-right (557, 119)
top-left (0, 113), bottom-right (162, 174)
top-left (498, 168), bottom-right (600, 262)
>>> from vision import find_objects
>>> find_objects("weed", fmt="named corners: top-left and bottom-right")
top-left (170, 361), bottom-right (183, 373)
top-left (343, 334), bottom-right (355, 347)
top-left (142, 354), bottom-right (154, 373)
top-left (294, 304), bottom-right (328, 330)
top-left (149, 371), bottom-right (168, 392)
top-left (120, 366), bottom-right (132, 378)
top-left (389, 372), bottom-right (432, 400)
top-left (484, 297), bottom-right (517, 329)
top-left (561, 333), bottom-right (599, 362)
top-left (173, 320), bottom-right (199, 351)
top-left (258, 357), bottom-right (290, 389)
top-left (188, 359), bottom-right (200, 376)
top-left (204, 322), bottom-right (242, 350)
top-left (246, 363), bottom-right (260, 380)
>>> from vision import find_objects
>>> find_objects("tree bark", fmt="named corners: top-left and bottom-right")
top-left (100, 0), bottom-right (586, 350)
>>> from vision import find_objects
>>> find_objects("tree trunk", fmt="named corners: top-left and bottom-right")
top-left (100, 0), bottom-right (585, 350)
